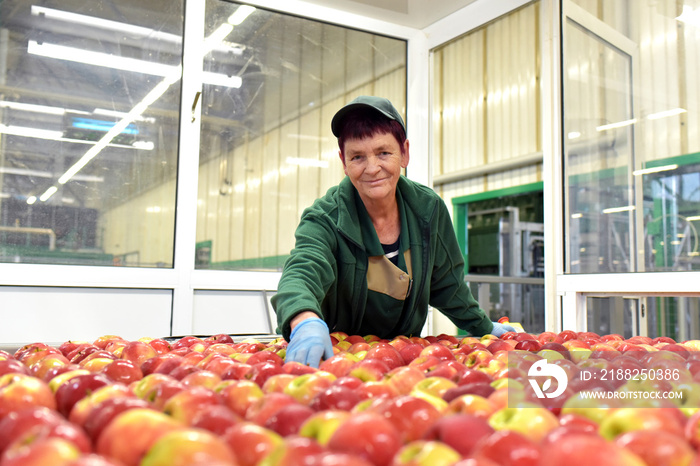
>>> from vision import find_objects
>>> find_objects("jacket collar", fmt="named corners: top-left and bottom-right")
top-left (336, 175), bottom-right (437, 250)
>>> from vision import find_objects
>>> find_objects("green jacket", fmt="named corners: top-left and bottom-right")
top-left (272, 175), bottom-right (494, 341)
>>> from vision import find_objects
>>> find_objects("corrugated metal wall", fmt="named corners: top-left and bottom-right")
top-left (432, 2), bottom-right (542, 209)
top-left (196, 72), bottom-right (406, 266)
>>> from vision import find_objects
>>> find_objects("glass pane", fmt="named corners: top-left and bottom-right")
top-left (586, 296), bottom-right (700, 341)
top-left (564, 0), bottom-right (700, 274)
top-left (197, 1), bottom-right (407, 270)
top-left (563, 20), bottom-right (634, 273)
top-left (643, 160), bottom-right (700, 271)
top-left (0, 0), bottom-right (183, 267)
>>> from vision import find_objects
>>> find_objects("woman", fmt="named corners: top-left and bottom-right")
top-left (271, 96), bottom-right (515, 367)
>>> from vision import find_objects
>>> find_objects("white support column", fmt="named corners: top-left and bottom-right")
top-left (561, 291), bottom-right (587, 333)
top-left (171, 0), bottom-right (206, 336)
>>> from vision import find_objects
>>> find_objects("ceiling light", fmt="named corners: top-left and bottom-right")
top-left (36, 6), bottom-right (254, 200)
top-left (31, 5), bottom-right (242, 54)
top-left (228, 5), bottom-right (256, 25)
top-left (602, 205), bottom-right (635, 214)
top-left (31, 5), bottom-right (181, 43)
top-left (28, 41), bottom-right (241, 88)
top-left (632, 164), bottom-right (678, 176)
top-left (596, 119), bottom-right (637, 132)
top-left (0, 100), bottom-right (75, 115)
top-left (647, 108), bottom-right (687, 120)
top-left (0, 124), bottom-right (151, 151)
top-left (39, 186), bottom-right (57, 202)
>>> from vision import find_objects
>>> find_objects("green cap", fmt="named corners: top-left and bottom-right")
top-left (331, 96), bottom-right (406, 137)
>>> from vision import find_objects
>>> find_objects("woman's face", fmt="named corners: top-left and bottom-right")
top-left (340, 132), bottom-right (409, 206)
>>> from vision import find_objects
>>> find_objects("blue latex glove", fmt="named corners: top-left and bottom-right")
top-left (286, 317), bottom-right (334, 368)
top-left (491, 321), bottom-right (517, 337)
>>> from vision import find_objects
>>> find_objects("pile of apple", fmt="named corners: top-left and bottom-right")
top-left (2, 329), bottom-right (700, 466)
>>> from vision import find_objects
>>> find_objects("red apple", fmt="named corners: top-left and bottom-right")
top-left (222, 421), bottom-right (282, 466)
top-left (309, 383), bottom-right (361, 411)
top-left (319, 353), bottom-right (360, 378)
top-left (54, 373), bottom-right (112, 417)
top-left (221, 362), bottom-right (253, 381)
top-left (419, 344), bottom-right (456, 361)
top-left (83, 396), bottom-right (154, 442)
top-left (264, 403), bottom-right (315, 436)
top-left (614, 429), bottom-right (694, 466)
top-left (599, 407), bottom-right (685, 440)
top-left (382, 366), bottom-right (425, 395)
top-left (0, 373), bottom-right (57, 418)
top-left (100, 359), bottom-right (143, 385)
top-left (262, 374), bottom-right (296, 393)
top-left (95, 408), bottom-right (185, 466)
top-left (398, 344), bottom-right (424, 364)
top-left (487, 403), bottom-right (559, 443)
top-left (471, 430), bottom-right (541, 466)
top-left (408, 355), bottom-right (441, 372)
top-left (447, 394), bottom-right (499, 420)
top-left (514, 339), bottom-right (542, 352)
top-left (537, 332), bottom-right (564, 345)
top-left (426, 360), bottom-right (467, 382)
top-left (538, 433), bottom-right (645, 466)
top-left (443, 382), bottom-right (495, 401)
top-left (120, 341), bottom-right (158, 367)
top-left (147, 339), bottom-right (173, 355)
top-left (484, 340), bottom-right (516, 354)
top-left (284, 372), bottom-right (336, 404)
top-left (11, 420), bottom-right (92, 454)
top-left (0, 406), bottom-right (65, 454)
top-left (28, 354), bottom-right (71, 380)
top-left (245, 392), bottom-right (299, 426)
top-left (59, 340), bottom-right (90, 357)
top-left (139, 427), bottom-right (236, 466)
top-left (0, 359), bottom-right (30, 377)
top-left (190, 404), bottom-right (241, 436)
top-left (171, 336), bottom-right (205, 350)
top-left (327, 411), bottom-right (402, 466)
top-left (162, 386), bottom-right (221, 424)
top-left (391, 440), bottom-right (461, 465)
top-left (0, 437), bottom-right (81, 466)
top-left (217, 379), bottom-right (264, 418)
top-left (369, 394), bottom-right (442, 443)
top-left (259, 435), bottom-right (325, 466)
top-left (348, 359), bottom-right (391, 382)
top-left (364, 343), bottom-right (405, 370)
top-left (68, 383), bottom-right (133, 426)
top-left (423, 413), bottom-right (494, 457)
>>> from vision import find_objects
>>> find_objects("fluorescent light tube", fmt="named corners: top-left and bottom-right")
top-left (632, 164), bottom-right (678, 176)
top-left (228, 5), bottom-right (256, 25)
top-left (0, 124), bottom-right (151, 151)
top-left (596, 119), bottom-right (637, 132)
top-left (602, 205), bottom-right (635, 214)
top-left (39, 186), bottom-right (58, 202)
top-left (28, 41), bottom-right (241, 88)
top-left (31, 5), bottom-right (182, 44)
top-left (647, 108), bottom-right (687, 120)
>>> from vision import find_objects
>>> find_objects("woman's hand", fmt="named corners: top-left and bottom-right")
top-left (286, 313), bottom-right (334, 368)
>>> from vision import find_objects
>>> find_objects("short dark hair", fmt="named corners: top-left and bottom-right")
top-left (337, 108), bottom-right (407, 157)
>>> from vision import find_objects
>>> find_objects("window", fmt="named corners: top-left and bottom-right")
top-left (0, 1), bottom-right (184, 267)
top-left (195, 1), bottom-right (407, 270)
